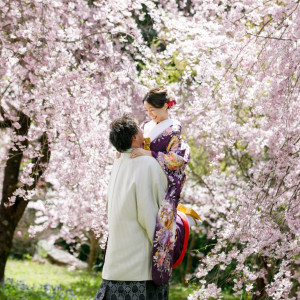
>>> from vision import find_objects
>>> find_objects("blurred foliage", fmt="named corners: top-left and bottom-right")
top-left (187, 138), bottom-right (211, 180)
top-left (171, 231), bottom-right (217, 284)
top-left (54, 237), bottom-right (104, 272)
top-left (10, 208), bottom-right (38, 259)
top-left (134, 3), bottom-right (166, 51)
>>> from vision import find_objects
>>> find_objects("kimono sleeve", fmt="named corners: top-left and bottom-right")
top-left (152, 134), bottom-right (190, 172)
top-left (136, 158), bottom-right (167, 245)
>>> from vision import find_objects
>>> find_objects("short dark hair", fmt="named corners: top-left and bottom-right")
top-left (142, 86), bottom-right (168, 109)
top-left (109, 114), bottom-right (139, 152)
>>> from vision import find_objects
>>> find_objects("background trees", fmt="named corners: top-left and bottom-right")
top-left (1, 0), bottom-right (299, 298)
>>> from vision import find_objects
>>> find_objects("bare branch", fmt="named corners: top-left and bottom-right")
top-left (30, 132), bottom-right (51, 186)
top-left (0, 105), bottom-right (6, 120)
top-left (0, 82), bottom-right (12, 102)
top-left (246, 32), bottom-right (296, 42)
top-left (5, 101), bottom-right (18, 112)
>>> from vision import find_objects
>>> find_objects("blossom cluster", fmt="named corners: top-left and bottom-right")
top-left (1, 0), bottom-right (299, 298)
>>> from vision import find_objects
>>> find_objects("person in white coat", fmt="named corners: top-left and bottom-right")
top-left (95, 114), bottom-right (169, 300)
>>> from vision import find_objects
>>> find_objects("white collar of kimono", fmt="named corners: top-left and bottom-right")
top-left (143, 119), bottom-right (174, 142)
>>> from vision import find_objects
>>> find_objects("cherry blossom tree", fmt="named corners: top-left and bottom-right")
top-left (1, 0), bottom-right (299, 298)
top-left (147, 0), bottom-right (300, 298)
top-left (0, 0), bottom-right (150, 282)
top-left (133, 0), bottom-right (300, 297)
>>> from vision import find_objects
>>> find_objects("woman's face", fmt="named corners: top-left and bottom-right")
top-left (144, 101), bottom-right (168, 124)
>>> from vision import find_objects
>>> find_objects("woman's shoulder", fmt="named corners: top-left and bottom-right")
top-left (140, 120), bottom-right (151, 130)
top-left (169, 119), bottom-right (182, 134)
top-left (141, 120), bottom-right (151, 126)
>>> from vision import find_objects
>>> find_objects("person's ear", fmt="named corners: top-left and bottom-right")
top-left (163, 103), bottom-right (168, 110)
top-left (132, 134), bottom-right (137, 142)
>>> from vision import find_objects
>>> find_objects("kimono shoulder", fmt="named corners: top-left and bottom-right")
top-left (144, 119), bottom-right (182, 142)
top-left (153, 119), bottom-right (182, 142)
top-left (141, 120), bottom-right (151, 131)
top-left (168, 119), bottom-right (182, 136)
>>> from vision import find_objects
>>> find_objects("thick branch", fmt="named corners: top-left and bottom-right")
top-left (33, 132), bottom-right (51, 178)
top-left (1, 111), bottom-right (30, 221)
top-left (0, 105), bottom-right (12, 128)
top-left (0, 120), bottom-right (11, 128)
top-left (0, 101), bottom-right (13, 128)
top-left (14, 132), bottom-right (51, 221)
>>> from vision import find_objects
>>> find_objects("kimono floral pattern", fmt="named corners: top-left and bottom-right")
top-left (142, 120), bottom-right (190, 285)
top-left (152, 200), bottom-right (176, 275)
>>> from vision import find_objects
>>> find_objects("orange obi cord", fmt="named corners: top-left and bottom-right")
top-left (177, 203), bottom-right (201, 225)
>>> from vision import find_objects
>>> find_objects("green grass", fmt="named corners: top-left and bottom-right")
top-left (0, 259), bottom-right (192, 299)
top-left (169, 284), bottom-right (194, 299)
top-left (0, 259), bottom-right (99, 300)
top-left (6, 259), bottom-right (100, 292)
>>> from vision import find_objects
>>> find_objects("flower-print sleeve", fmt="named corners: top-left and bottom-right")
top-left (151, 134), bottom-right (190, 172)
top-left (150, 123), bottom-right (190, 284)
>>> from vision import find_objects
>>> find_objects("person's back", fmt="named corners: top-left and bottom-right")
top-left (102, 151), bottom-right (167, 280)
top-left (94, 114), bottom-right (170, 300)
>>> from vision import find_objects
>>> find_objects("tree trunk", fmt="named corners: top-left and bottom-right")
top-left (0, 203), bottom-right (27, 284)
top-left (0, 111), bottom-right (30, 284)
top-left (253, 277), bottom-right (268, 300)
top-left (87, 231), bottom-right (98, 270)
top-left (0, 109), bottom-right (50, 283)
top-left (252, 256), bottom-right (269, 300)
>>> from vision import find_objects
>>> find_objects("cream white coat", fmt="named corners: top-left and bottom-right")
top-left (102, 151), bottom-right (168, 281)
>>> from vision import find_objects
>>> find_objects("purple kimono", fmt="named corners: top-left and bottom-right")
top-left (142, 119), bottom-right (190, 285)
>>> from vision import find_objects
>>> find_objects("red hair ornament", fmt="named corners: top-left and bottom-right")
top-left (167, 99), bottom-right (176, 108)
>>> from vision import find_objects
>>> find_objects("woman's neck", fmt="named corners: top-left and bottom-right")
top-left (156, 117), bottom-right (169, 124)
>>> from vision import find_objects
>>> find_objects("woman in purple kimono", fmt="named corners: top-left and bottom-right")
top-left (131, 86), bottom-right (200, 285)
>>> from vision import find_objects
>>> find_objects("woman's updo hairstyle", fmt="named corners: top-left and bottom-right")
top-left (142, 86), bottom-right (170, 109)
